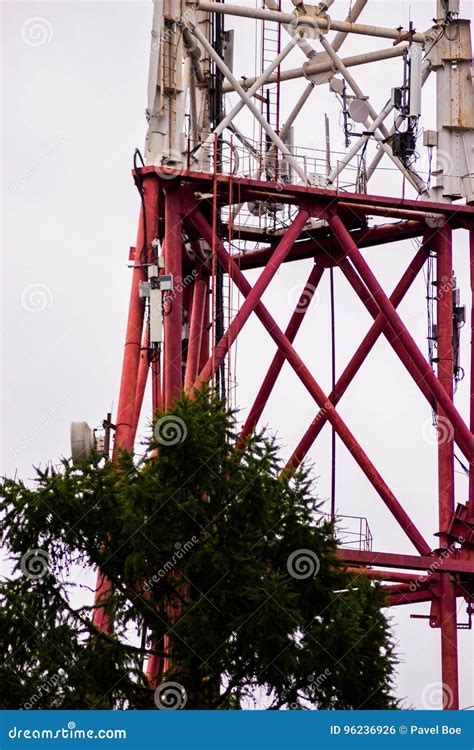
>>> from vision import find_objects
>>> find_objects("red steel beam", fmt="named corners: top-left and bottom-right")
top-left (338, 548), bottom-right (474, 574)
top-left (163, 186), bottom-right (184, 407)
top-left (388, 590), bottom-right (434, 606)
top-left (188, 206), bottom-right (431, 556)
top-left (470, 229), bottom-right (474, 515)
top-left (131, 326), bottom-right (150, 445)
top-left (138, 168), bottom-right (474, 228)
top-left (240, 263), bottom-right (324, 442)
top-left (185, 273), bottom-right (211, 389)
top-left (236, 221), bottom-right (426, 270)
top-left (435, 224), bottom-right (459, 710)
top-left (326, 211), bottom-right (473, 462)
top-left (346, 566), bottom-right (435, 583)
top-left (285, 244), bottom-right (429, 472)
top-left (192, 208), bottom-right (311, 387)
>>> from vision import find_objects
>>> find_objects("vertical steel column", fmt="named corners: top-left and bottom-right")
top-left (469, 230), bottom-right (474, 515)
top-left (114, 177), bottom-right (159, 455)
top-left (327, 212), bottom-right (473, 462)
top-left (112, 213), bottom-right (146, 456)
top-left (436, 223), bottom-right (459, 710)
top-left (199, 276), bottom-right (211, 374)
top-left (185, 273), bottom-right (208, 388)
top-left (163, 186), bottom-right (184, 407)
top-left (131, 327), bottom-right (150, 445)
top-left (436, 223), bottom-right (455, 537)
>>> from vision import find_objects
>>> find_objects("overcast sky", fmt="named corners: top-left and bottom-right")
top-left (2, 0), bottom-right (473, 709)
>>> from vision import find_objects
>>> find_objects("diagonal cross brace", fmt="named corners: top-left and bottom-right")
top-left (187, 205), bottom-right (431, 556)
top-left (284, 243), bottom-right (430, 472)
top-left (326, 212), bottom-right (473, 463)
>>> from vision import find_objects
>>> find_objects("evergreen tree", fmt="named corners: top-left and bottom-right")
top-left (0, 390), bottom-right (397, 709)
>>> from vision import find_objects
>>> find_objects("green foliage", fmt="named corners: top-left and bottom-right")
top-left (0, 389), bottom-right (397, 709)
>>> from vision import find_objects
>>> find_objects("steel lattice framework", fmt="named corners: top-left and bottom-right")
top-left (91, 0), bottom-right (474, 708)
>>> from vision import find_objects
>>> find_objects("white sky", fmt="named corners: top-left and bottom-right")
top-left (2, 0), bottom-right (473, 709)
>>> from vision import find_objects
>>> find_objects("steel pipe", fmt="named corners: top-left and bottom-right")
top-left (223, 45), bottom-right (407, 92)
top-left (240, 263), bottom-right (324, 442)
top-left (190, 23), bottom-right (308, 184)
top-left (285, 244), bottom-right (429, 472)
top-left (197, 2), bottom-right (426, 43)
top-left (327, 212), bottom-right (473, 462)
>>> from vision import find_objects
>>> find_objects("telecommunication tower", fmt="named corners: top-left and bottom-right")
top-left (72, 0), bottom-right (474, 707)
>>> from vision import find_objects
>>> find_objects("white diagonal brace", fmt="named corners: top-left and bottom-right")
top-left (189, 23), bottom-right (309, 184)
top-left (199, 35), bottom-right (299, 150)
top-left (319, 36), bottom-right (428, 194)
